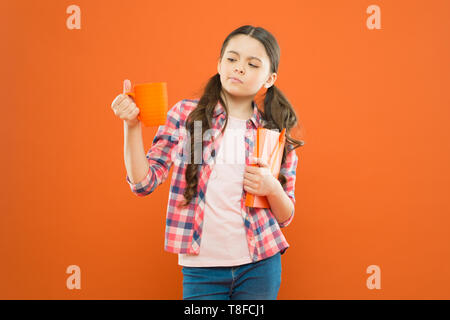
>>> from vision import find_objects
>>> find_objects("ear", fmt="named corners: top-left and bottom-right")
top-left (265, 73), bottom-right (277, 88)
top-left (217, 59), bottom-right (221, 74)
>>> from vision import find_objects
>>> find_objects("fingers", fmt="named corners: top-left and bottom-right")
top-left (111, 94), bottom-right (124, 109)
top-left (250, 157), bottom-right (269, 168)
top-left (121, 100), bottom-right (138, 116)
top-left (121, 101), bottom-right (133, 114)
top-left (121, 79), bottom-right (135, 103)
top-left (122, 105), bottom-right (139, 121)
top-left (258, 159), bottom-right (269, 168)
top-left (118, 95), bottom-right (132, 109)
top-left (110, 79), bottom-right (139, 122)
top-left (245, 163), bottom-right (271, 177)
top-left (243, 177), bottom-right (258, 189)
top-left (111, 93), bottom-right (138, 116)
top-left (248, 156), bottom-right (258, 165)
top-left (111, 94), bottom-right (127, 110)
top-left (244, 170), bottom-right (258, 179)
top-left (123, 79), bottom-right (131, 94)
top-left (119, 103), bottom-right (139, 121)
top-left (245, 165), bottom-right (260, 174)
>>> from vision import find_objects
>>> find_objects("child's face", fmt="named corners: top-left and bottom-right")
top-left (217, 34), bottom-right (277, 97)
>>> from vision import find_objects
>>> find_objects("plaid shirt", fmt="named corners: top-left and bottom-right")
top-left (126, 98), bottom-right (298, 262)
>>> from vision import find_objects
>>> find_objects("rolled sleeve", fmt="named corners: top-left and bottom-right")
top-left (278, 145), bottom-right (298, 227)
top-left (126, 166), bottom-right (157, 196)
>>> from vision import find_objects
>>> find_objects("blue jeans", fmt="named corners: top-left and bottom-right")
top-left (181, 252), bottom-right (281, 300)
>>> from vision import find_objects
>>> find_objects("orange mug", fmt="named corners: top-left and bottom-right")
top-left (125, 82), bottom-right (168, 127)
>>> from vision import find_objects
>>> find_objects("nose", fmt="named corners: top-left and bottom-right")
top-left (234, 64), bottom-right (245, 74)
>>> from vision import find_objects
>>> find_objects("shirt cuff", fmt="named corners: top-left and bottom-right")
top-left (126, 166), bottom-right (152, 194)
top-left (278, 207), bottom-right (294, 228)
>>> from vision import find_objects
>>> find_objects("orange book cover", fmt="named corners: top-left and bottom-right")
top-left (245, 127), bottom-right (286, 208)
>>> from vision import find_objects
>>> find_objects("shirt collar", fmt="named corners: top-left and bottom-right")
top-left (213, 99), bottom-right (264, 128)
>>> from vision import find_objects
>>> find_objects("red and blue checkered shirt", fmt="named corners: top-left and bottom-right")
top-left (126, 98), bottom-right (298, 262)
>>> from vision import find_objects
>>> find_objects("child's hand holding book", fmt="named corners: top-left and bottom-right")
top-left (243, 156), bottom-right (279, 197)
top-left (244, 128), bottom-right (286, 208)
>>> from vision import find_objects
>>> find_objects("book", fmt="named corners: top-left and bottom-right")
top-left (245, 127), bottom-right (286, 208)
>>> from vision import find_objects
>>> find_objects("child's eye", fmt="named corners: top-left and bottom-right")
top-left (227, 58), bottom-right (259, 68)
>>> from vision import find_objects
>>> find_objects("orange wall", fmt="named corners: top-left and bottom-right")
top-left (1, 0), bottom-right (450, 299)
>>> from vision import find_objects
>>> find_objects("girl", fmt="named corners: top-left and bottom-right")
top-left (111, 25), bottom-right (304, 300)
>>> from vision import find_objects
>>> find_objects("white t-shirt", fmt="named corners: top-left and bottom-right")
top-left (178, 115), bottom-right (252, 267)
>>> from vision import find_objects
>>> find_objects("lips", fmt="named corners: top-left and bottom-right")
top-left (229, 77), bottom-right (243, 83)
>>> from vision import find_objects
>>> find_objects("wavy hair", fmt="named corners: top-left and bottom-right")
top-left (181, 25), bottom-right (305, 207)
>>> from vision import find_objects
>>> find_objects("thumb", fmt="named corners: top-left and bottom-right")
top-left (257, 158), bottom-right (270, 168)
top-left (249, 156), bottom-right (258, 165)
top-left (123, 79), bottom-right (132, 94)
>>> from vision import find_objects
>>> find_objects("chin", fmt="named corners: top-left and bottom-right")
top-left (224, 85), bottom-right (246, 95)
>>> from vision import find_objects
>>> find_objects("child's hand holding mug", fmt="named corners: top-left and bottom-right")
top-left (112, 79), bottom-right (168, 127)
top-left (111, 79), bottom-right (141, 128)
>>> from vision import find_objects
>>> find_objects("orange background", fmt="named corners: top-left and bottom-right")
top-left (1, 0), bottom-right (449, 299)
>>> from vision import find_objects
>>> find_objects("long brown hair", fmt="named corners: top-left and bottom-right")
top-left (181, 25), bottom-right (305, 208)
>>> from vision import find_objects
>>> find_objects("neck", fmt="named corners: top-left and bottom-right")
top-left (220, 90), bottom-right (254, 119)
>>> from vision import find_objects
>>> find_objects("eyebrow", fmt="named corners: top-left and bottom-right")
top-left (226, 50), bottom-right (262, 63)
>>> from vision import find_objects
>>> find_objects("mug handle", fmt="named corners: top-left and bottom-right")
top-left (125, 92), bottom-right (135, 99)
